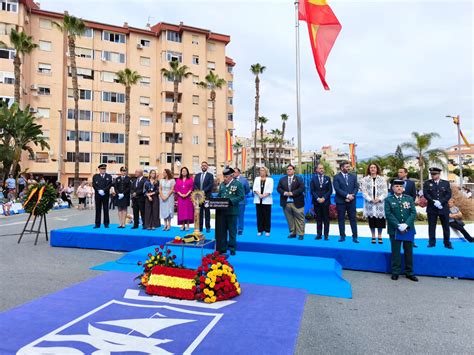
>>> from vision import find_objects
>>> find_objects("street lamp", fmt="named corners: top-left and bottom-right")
top-left (446, 115), bottom-right (463, 187)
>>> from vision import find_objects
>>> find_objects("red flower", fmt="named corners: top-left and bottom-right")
top-left (148, 253), bottom-right (152, 257)
top-left (167, 249), bottom-right (171, 254)
top-left (158, 252), bottom-right (162, 256)
top-left (199, 276), bottom-right (206, 282)
top-left (155, 247), bottom-right (159, 252)
top-left (160, 244), bottom-right (164, 249)
top-left (172, 255), bottom-right (177, 260)
top-left (200, 283), bottom-right (205, 289)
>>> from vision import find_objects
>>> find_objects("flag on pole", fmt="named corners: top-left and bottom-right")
top-left (452, 115), bottom-right (471, 147)
top-left (225, 130), bottom-right (233, 162)
top-left (298, 0), bottom-right (342, 90)
top-left (348, 143), bottom-right (356, 168)
top-left (241, 148), bottom-right (247, 171)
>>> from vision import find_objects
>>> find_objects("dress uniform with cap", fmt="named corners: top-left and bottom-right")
top-left (422, 167), bottom-right (452, 249)
top-left (384, 179), bottom-right (418, 281)
top-left (217, 167), bottom-right (245, 255)
top-left (92, 164), bottom-right (113, 228)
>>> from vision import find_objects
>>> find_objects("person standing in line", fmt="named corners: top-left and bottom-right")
top-left (114, 166), bottom-right (131, 228)
top-left (390, 167), bottom-right (417, 200)
top-left (175, 167), bottom-right (194, 231)
top-left (333, 161), bottom-right (359, 243)
top-left (277, 164), bottom-right (306, 240)
top-left (76, 181), bottom-right (88, 210)
top-left (385, 179), bottom-right (418, 281)
top-left (92, 164), bottom-right (113, 228)
top-left (5, 174), bottom-right (16, 199)
top-left (253, 166), bottom-right (274, 236)
top-left (448, 198), bottom-right (473, 242)
top-left (423, 167), bottom-right (453, 249)
top-left (18, 174), bottom-right (26, 193)
top-left (360, 163), bottom-right (388, 244)
top-left (193, 161), bottom-right (214, 233)
top-left (233, 167), bottom-right (251, 235)
top-left (160, 168), bottom-right (176, 231)
top-left (310, 164), bottom-right (332, 240)
top-left (131, 168), bottom-right (146, 229)
top-left (143, 169), bottom-right (160, 230)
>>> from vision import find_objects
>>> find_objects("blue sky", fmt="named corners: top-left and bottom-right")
top-left (42, 0), bottom-right (473, 159)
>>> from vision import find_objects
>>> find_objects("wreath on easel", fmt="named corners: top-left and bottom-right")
top-left (23, 183), bottom-right (56, 216)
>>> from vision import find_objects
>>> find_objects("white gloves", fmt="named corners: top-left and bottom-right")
top-left (98, 190), bottom-right (105, 196)
top-left (434, 200), bottom-right (443, 209)
top-left (398, 223), bottom-right (408, 232)
top-left (118, 193), bottom-right (124, 199)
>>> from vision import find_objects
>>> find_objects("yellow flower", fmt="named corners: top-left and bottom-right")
top-left (235, 282), bottom-right (240, 288)
top-left (217, 262), bottom-right (222, 268)
top-left (211, 296), bottom-right (216, 302)
top-left (237, 288), bottom-right (241, 294)
top-left (150, 256), bottom-right (155, 261)
top-left (204, 297), bottom-right (211, 303)
top-left (208, 290), bottom-right (214, 297)
top-left (211, 264), bottom-right (218, 270)
top-left (210, 282), bottom-right (216, 288)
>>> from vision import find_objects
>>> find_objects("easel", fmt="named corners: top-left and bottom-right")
top-left (17, 213), bottom-right (49, 246)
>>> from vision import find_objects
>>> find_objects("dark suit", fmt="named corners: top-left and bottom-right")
top-left (423, 179), bottom-right (452, 246)
top-left (390, 179), bottom-right (417, 200)
top-left (277, 175), bottom-right (306, 237)
top-left (333, 172), bottom-right (358, 240)
top-left (92, 173), bottom-right (113, 227)
top-left (131, 176), bottom-right (146, 228)
top-left (194, 171), bottom-right (214, 231)
top-left (310, 174), bottom-right (332, 238)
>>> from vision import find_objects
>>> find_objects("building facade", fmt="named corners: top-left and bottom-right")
top-left (446, 144), bottom-right (473, 184)
top-left (0, 0), bottom-right (234, 184)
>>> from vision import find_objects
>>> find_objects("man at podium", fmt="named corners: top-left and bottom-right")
top-left (217, 167), bottom-right (245, 255)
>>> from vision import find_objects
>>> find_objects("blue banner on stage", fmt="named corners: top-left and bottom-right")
top-left (395, 229), bottom-right (415, 242)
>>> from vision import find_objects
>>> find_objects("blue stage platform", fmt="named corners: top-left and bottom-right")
top-left (51, 223), bottom-right (474, 279)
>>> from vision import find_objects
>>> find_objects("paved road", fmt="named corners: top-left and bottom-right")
top-left (1, 208), bottom-right (473, 354)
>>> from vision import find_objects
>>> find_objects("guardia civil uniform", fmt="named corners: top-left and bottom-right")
top-left (384, 180), bottom-right (418, 281)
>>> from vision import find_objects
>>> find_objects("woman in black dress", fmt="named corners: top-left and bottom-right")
top-left (144, 169), bottom-right (161, 230)
top-left (114, 166), bottom-right (131, 228)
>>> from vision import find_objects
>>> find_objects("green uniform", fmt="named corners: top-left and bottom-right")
top-left (217, 179), bottom-right (244, 253)
top-left (384, 194), bottom-right (417, 276)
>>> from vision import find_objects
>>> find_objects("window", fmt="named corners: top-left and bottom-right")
top-left (38, 86), bottom-right (50, 96)
top-left (76, 47), bottom-right (93, 58)
top-left (207, 100), bottom-right (213, 109)
top-left (0, 48), bottom-right (15, 59)
top-left (39, 19), bottom-right (52, 29)
top-left (207, 42), bottom-right (216, 52)
top-left (228, 81), bottom-right (233, 90)
top-left (227, 65), bottom-right (233, 74)
top-left (101, 71), bottom-right (119, 83)
top-left (207, 118), bottom-right (213, 128)
top-left (166, 153), bottom-right (182, 164)
top-left (68, 88), bottom-right (92, 100)
top-left (192, 75), bottom-right (199, 84)
top-left (1, 0), bottom-right (18, 12)
top-left (0, 71), bottom-right (14, 84)
top-left (207, 61), bottom-right (216, 70)
top-left (139, 39), bottom-right (150, 47)
top-left (192, 115), bottom-right (199, 125)
top-left (139, 96), bottom-right (150, 106)
top-left (37, 63), bottom-right (51, 74)
top-left (101, 133), bottom-right (124, 143)
top-left (192, 55), bottom-right (199, 65)
top-left (139, 156), bottom-right (150, 166)
top-left (192, 156), bottom-right (200, 173)
top-left (67, 152), bottom-right (90, 163)
top-left (207, 157), bottom-right (215, 165)
top-left (140, 56), bottom-right (150, 66)
top-left (140, 76), bottom-right (150, 86)
top-left (100, 153), bottom-right (124, 164)
top-left (139, 136), bottom-right (150, 145)
top-left (39, 130), bottom-right (50, 141)
top-left (0, 22), bottom-right (15, 35)
top-left (102, 30), bottom-right (125, 43)
top-left (39, 40), bottom-right (52, 52)
top-left (164, 133), bottom-right (182, 144)
top-left (227, 113), bottom-right (233, 121)
top-left (166, 51), bottom-right (182, 63)
top-left (67, 130), bottom-right (91, 142)
top-left (191, 35), bottom-right (199, 45)
top-left (192, 95), bottom-right (199, 105)
top-left (100, 112), bottom-right (124, 123)
top-left (140, 117), bottom-right (150, 126)
top-left (67, 109), bottom-right (92, 121)
top-left (227, 97), bottom-right (233, 105)
top-left (167, 30), bottom-right (182, 43)
top-left (101, 51), bottom-right (125, 63)
top-left (36, 108), bottom-right (50, 119)
top-left (192, 136), bottom-right (199, 145)
top-left (68, 67), bottom-right (94, 80)
top-left (102, 91), bottom-right (125, 103)
top-left (83, 28), bottom-right (94, 38)
top-left (207, 138), bottom-right (215, 147)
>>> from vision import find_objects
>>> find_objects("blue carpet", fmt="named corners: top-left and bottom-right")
top-left (0, 271), bottom-right (306, 355)
top-left (91, 246), bottom-right (352, 299)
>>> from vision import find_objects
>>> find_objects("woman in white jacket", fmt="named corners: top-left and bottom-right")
top-left (253, 166), bottom-right (274, 236)
top-left (360, 163), bottom-right (388, 244)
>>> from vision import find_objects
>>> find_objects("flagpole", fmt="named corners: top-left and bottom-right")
top-left (295, 0), bottom-right (302, 174)
top-left (446, 115), bottom-right (463, 187)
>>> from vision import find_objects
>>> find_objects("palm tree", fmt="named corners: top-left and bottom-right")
top-left (250, 63), bottom-right (266, 178)
top-left (117, 68), bottom-right (142, 169)
top-left (0, 29), bottom-right (37, 104)
top-left (257, 116), bottom-right (268, 165)
top-left (0, 103), bottom-right (49, 176)
top-left (233, 141), bottom-right (243, 167)
top-left (401, 132), bottom-right (448, 189)
top-left (269, 128), bottom-right (282, 170)
top-left (161, 61), bottom-right (192, 175)
top-left (54, 13), bottom-right (86, 190)
top-left (278, 114), bottom-right (289, 169)
top-left (198, 71), bottom-right (226, 169)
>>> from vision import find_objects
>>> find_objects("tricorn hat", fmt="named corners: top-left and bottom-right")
top-left (222, 167), bottom-right (235, 176)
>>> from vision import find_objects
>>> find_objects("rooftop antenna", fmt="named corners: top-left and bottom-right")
top-left (146, 16), bottom-right (154, 30)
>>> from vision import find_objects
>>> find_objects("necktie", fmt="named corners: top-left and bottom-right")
top-left (344, 174), bottom-right (349, 186)
top-left (319, 175), bottom-right (323, 186)
top-left (101, 174), bottom-right (104, 179)
top-left (288, 177), bottom-right (293, 192)
top-left (200, 173), bottom-right (205, 189)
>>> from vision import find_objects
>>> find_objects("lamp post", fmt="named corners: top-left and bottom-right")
top-left (446, 115), bottom-right (463, 187)
top-left (57, 110), bottom-right (63, 183)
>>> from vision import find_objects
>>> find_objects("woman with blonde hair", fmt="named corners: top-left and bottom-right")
top-left (159, 168), bottom-right (175, 231)
top-left (253, 166), bottom-right (274, 236)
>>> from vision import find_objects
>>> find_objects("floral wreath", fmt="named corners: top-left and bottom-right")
top-left (23, 183), bottom-right (56, 216)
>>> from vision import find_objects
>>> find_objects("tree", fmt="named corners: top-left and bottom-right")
top-left (117, 68), bottom-right (142, 169)
top-left (278, 114), bottom-right (289, 169)
top-left (54, 13), bottom-right (86, 191)
top-left (250, 63), bottom-right (266, 178)
top-left (257, 116), bottom-right (268, 166)
top-left (0, 28), bottom-right (37, 105)
top-left (198, 71), bottom-right (226, 170)
top-left (0, 103), bottom-right (49, 177)
top-left (233, 141), bottom-right (243, 168)
top-left (401, 132), bottom-right (448, 189)
top-left (269, 128), bottom-right (282, 170)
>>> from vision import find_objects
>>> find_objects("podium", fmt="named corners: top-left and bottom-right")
top-left (205, 198), bottom-right (230, 253)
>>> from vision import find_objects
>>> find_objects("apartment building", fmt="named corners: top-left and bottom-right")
top-left (0, 0), bottom-right (235, 184)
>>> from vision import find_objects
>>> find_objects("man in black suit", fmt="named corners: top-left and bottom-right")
top-left (131, 168), bottom-right (146, 229)
top-left (92, 164), bottom-right (113, 228)
top-left (310, 164), bottom-right (332, 240)
top-left (423, 167), bottom-right (453, 249)
top-left (391, 167), bottom-right (417, 200)
top-left (193, 161), bottom-right (214, 233)
top-left (277, 164), bottom-right (306, 240)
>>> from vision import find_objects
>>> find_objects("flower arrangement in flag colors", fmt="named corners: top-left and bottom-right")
top-left (195, 251), bottom-right (241, 303)
top-left (136, 244), bottom-right (180, 289)
top-left (23, 183), bottom-right (56, 216)
top-left (146, 266), bottom-right (197, 300)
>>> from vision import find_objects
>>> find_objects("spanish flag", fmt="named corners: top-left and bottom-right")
top-left (225, 130), bottom-right (233, 162)
top-left (298, 0), bottom-right (342, 90)
top-left (241, 147), bottom-right (247, 171)
top-left (452, 115), bottom-right (471, 148)
top-left (348, 143), bottom-right (356, 168)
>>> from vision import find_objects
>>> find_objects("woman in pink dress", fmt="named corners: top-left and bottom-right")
top-left (175, 167), bottom-right (194, 231)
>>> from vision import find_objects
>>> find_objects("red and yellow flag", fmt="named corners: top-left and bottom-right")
top-left (298, 0), bottom-right (342, 90)
top-left (241, 148), bottom-right (247, 171)
top-left (452, 115), bottom-right (471, 147)
top-left (225, 130), bottom-right (233, 162)
top-left (348, 143), bottom-right (356, 168)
